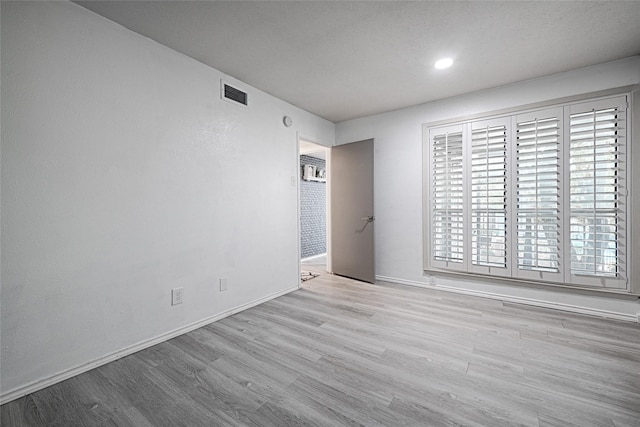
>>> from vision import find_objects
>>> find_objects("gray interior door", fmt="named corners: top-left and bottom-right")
top-left (330, 139), bottom-right (375, 283)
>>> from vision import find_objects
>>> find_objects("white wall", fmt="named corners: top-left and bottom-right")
top-left (0, 1), bottom-right (334, 401)
top-left (337, 56), bottom-right (640, 320)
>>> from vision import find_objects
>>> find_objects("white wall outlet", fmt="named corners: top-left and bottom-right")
top-left (291, 175), bottom-right (296, 187)
top-left (171, 287), bottom-right (183, 306)
top-left (220, 277), bottom-right (228, 292)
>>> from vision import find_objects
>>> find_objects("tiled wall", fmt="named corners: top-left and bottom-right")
top-left (300, 155), bottom-right (326, 258)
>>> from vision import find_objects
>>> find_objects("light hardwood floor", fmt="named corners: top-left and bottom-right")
top-left (2, 271), bottom-right (640, 426)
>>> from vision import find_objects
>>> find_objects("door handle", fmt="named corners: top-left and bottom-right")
top-left (361, 216), bottom-right (375, 222)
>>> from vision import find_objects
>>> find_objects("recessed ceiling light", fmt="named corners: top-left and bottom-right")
top-left (434, 58), bottom-right (454, 70)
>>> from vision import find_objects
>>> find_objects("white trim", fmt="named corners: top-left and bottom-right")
top-left (376, 275), bottom-right (639, 323)
top-left (301, 253), bottom-right (327, 263)
top-left (326, 146), bottom-right (333, 274)
top-left (296, 135), bottom-right (302, 289)
top-left (0, 285), bottom-right (299, 405)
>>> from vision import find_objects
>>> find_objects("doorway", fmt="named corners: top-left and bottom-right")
top-left (299, 139), bottom-right (329, 281)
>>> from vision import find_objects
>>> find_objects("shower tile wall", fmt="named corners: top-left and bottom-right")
top-left (300, 155), bottom-right (326, 258)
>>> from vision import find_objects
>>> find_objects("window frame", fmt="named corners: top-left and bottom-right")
top-left (563, 97), bottom-right (628, 289)
top-left (468, 117), bottom-right (512, 278)
top-left (427, 124), bottom-right (469, 273)
top-left (512, 107), bottom-right (565, 283)
top-left (423, 91), bottom-right (632, 293)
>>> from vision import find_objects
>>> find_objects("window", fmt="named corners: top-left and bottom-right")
top-left (425, 95), bottom-right (629, 291)
top-left (470, 118), bottom-right (510, 276)
top-left (429, 125), bottom-right (465, 271)
top-left (514, 108), bottom-right (564, 283)
top-left (566, 99), bottom-right (627, 289)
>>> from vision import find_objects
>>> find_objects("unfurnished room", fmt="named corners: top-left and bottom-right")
top-left (1, 1), bottom-right (640, 426)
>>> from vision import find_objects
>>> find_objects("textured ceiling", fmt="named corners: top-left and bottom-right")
top-left (76, 1), bottom-right (640, 123)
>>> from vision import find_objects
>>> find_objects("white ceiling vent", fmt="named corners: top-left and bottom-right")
top-left (221, 81), bottom-right (248, 106)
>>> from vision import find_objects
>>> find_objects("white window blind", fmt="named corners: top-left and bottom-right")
top-left (431, 129), bottom-right (464, 265)
top-left (425, 93), bottom-right (630, 292)
top-left (515, 109), bottom-right (563, 281)
top-left (568, 98), bottom-right (627, 288)
top-left (470, 120), bottom-right (508, 273)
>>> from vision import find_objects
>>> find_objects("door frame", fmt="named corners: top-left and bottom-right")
top-left (297, 133), bottom-right (332, 288)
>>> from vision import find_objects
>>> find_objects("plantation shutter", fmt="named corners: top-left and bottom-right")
top-left (424, 93), bottom-right (630, 293)
top-left (429, 125), bottom-right (466, 271)
top-left (566, 97), bottom-right (627, 289)
top-left (514, 108), bottom-right (564, 282)
top-left (469, 118), bottom-right (510, 276)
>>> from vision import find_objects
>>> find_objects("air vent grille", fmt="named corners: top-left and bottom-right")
top-left (222, 83), bottom-right (248, 106)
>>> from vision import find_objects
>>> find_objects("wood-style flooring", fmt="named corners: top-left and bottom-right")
top-left (2, 269), bottom-right (640, 426)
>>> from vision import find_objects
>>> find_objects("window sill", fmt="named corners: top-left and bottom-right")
top-left (423, 267), bottom-right (639, 298)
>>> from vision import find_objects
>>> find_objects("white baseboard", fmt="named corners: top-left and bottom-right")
top-left (376, 275), bottom-right (639, 323)
top-left (0, 285), bottom-right (299, 405)
top-left (301, 253), bottom-right (327, 262)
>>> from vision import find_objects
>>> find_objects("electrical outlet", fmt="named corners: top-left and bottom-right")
top-left (291, 176), bottom-right (296, 187)
top-left (220, 277), bottom-right (228, 292)
top-left (171, 287), bottom-right (183, 306)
